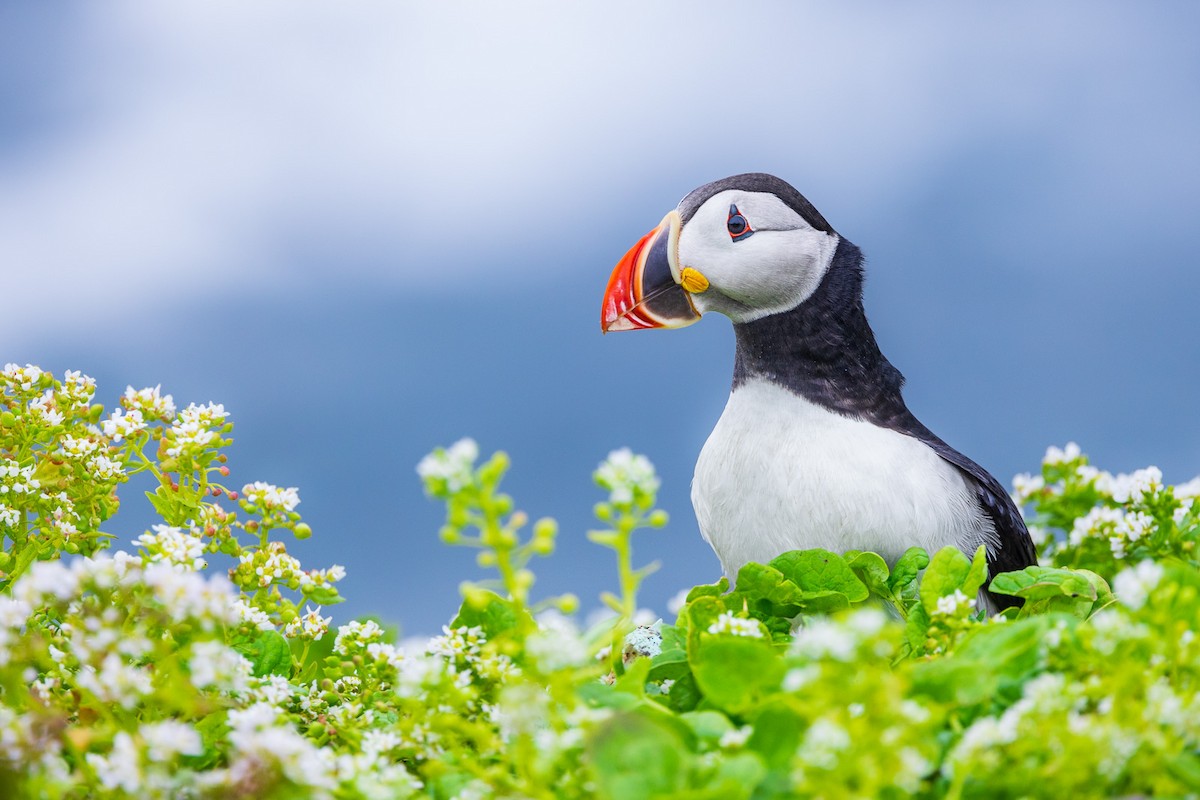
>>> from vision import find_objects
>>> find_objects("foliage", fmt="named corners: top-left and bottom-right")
top-left (2, 364), bottom-right (1199, 798)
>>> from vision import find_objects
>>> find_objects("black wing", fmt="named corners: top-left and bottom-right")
top-left (902, 423), bottom-right (1038, 610)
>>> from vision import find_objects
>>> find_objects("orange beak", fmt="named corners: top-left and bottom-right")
top-left (600, 211), bottom-right (701, 332)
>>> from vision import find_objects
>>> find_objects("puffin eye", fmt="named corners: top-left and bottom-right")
top-left (727, 204), bottom-right (754, 242)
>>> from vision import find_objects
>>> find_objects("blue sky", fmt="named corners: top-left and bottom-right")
top-left (3, 2), bottom-right (1199, 634)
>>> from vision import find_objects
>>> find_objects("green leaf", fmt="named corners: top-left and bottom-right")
top-left (730, 562), bottom-right (806, 615)
top-left (888, 546), bottom-right (930, 593)
top-left (768, 549), bottom-right (869, 602)
top-left (587, 711), bottom-right (690, 799)
top-left (843, 550), bottom-right (892, 597)
top-left (911, 614), bottom-right (1078, 706)
top-left (920, 546), bottom-right (973, 614)
top-left (230, 629), bottom-right (291, 678)
top-left (647, 648), bottom-right (690, 683)
top-left (745, 698), bottom-right (805, 769)
top-left (679, 710), bottom-right (735, 748)
top-left (686, 577), bottom-right (730, 603)
top-left (451, 589), bottom-right (532, 640)
top-left (691, 635), bottom-right (785, 715)
top-left (963, 545), bottom-right (989, 599)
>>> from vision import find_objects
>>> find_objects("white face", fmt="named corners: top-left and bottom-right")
top-left (677, 189), bottom-right (840, 324)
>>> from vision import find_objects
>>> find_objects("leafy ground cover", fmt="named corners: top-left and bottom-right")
top-left (1, 364), bottom-right (1198, 798)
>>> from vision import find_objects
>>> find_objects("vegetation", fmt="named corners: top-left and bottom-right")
top-left (1, 364), bottom-right (1198, 798)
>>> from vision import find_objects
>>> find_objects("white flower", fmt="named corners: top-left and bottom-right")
top-left (706, 611), bottom-right (764, 639)
top-left (1011, 472), bottom-right (1045, 504)
top-left (1176, 476), bottom-right (1200, 501)
top-left (28, 391), bottom-right (64, 427)
top-left (416, 438), bottom-right (479, 493)
top-left (141, 720), bottom-right (202, 762)
top-left (526, 611), bottom-right (588, 671)
top-left (75, 652), bottom-right (153, 709)
top-left (595, 448), bottom-right (660, 506)
top-left (935, 589), bottom-right (976, 617)
top-left (134, 525), bottom-right (207, 571)
top-left (666, 588), bottom-right (691, 615)
top-left (335, 620), bottom-right (387, 655)
top-left (85, 454), bottom-right (125, 482)
top-left (792, 619), bottom-right (857, 661)
top-left (2, 363), bottom-right (43, 391)
top-left (85, 732), bottom-right (142, 793)
top-left (1068, 506), bottom-right (1124, 548)
top-left (233, 598), bottom-right (275, 631)
top-left (0, 503), bottom-right (19, 529)
top-left (1109, 467), bottom-right (1163, 504)
top-left (123, 385), bottom-right (176, 420)
top-left (1113, 560), bottom-right (1164, 610)
top-left (284, 605), bottom-right (332, 640)
top-left (797, 719), bottom-right (851, 770)
top-left (189, 640), bottom-right (253, 692)
top-left (102, 408), bottom-right (146, 443)
top-left (719, 725), bottom-right (753, 749)
top-left (1043, 442), bottom-right (1082, 466)
top-left (242, 481), bottom-right (301, 512)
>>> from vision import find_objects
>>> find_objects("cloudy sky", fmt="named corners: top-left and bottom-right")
top-left (3, 2), bottom-right (1198, 634)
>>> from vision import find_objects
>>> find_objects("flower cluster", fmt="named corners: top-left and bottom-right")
top-left (3, 369), bottom-right (1199, 798)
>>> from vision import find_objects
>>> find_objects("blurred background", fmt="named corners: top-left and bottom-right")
top-left (3, 2), bottom-right (1198, 635)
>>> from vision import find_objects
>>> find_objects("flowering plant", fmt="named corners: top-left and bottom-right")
top-left (2, 364), bottom-right (1199, 798)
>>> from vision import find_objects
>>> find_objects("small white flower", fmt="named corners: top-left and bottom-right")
top-left (706, 611), bottom-right (764, 639)
top-left (102, 408), bottom-right (147, 443)
top-left (935, 589), bottom-right (976, 617)
top-left (1113, 560), bottom-right (1164, 610)
top-left (719, 725), bottom-right (753, 749)
top-left (141, 720), bottom-right (202, 762)
top-left (242, 481), bottom-right (301, 512)
top-left (284, 605), bottom-right (332, 641)
top-left (1011, 472), bottom-right (1045, 504)
top-left (792, 619), bottom-right (856, 661)
top-left (1043, 442), bottom-right (1082, 466)
top-left (123, 385), bottom-right (176, 420)
top-left (416, 438), bottom-right (479, 493)
top-left (595, 448), bottom-right (660, 506)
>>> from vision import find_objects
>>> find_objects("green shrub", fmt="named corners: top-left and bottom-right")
top-left (1, 364), bottom-right (1198, 798)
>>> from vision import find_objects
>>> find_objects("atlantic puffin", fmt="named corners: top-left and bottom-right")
top-left (600, 173), bottom-right (1035, 610)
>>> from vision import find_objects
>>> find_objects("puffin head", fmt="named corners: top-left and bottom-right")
top-left (601, 173), bottom-right (841, 331)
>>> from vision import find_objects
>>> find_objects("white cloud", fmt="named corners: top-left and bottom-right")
top-left (0, 1), bottom-right (1196, 342)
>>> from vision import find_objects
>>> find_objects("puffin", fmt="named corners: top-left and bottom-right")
top-left (600, 173), bottom-right (1035, 610)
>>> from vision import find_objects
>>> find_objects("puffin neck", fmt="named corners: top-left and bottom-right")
top-left (731, 238), bottom-right (910, 423)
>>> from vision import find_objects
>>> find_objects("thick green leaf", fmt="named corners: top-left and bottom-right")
top-left (230, 629), bottom-right (291, 678)
top-left (769, 549), bottom-right (869, 602)
top-left (679, 710), bottom-right (735, 747)
top-left (733, 562), bottom-right (807, 609)
top-left (647, 648), bottom-right (690, 682)
top-left (963, 545), bottom-right (989, 599)
top-left (990, 566), bottom-right (1098, 602)
top-left (888, 546), bottom-right (931, 593)
top-left (686, 578), bottom-right (729, 603)
top-left (843, 550), bottom-right (892, 597)
top-left (911, 614), bottom-right (1078, 705)
top-left (451, 589), bottom-right (531, 640)
top-left (587, 711), bottom-right (690, 799)
top-left (920, 546), bottom-right (973, 614)
top-left (691, 635), bottom-right (785, 715)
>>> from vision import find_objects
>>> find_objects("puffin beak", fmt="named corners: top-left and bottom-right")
top-left (601, 210), bottom-right (702, 332)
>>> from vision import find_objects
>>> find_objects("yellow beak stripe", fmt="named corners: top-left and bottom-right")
top-left (680, 267), bottom-right (710, 294)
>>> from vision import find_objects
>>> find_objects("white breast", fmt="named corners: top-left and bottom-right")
top-left (691, 378), bottom-right (994, 580)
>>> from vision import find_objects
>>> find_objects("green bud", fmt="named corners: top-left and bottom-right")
top-left (477, 551), bottom-right (497, 568)
top-left (64, 541), bottom-right (81, 555)
top-left (0, 411), bottom-right (14, 428)
top-left (648, 510), bottom-right (669, 528)
top-left (530, 538), bottom-right (554, 556)
top-left (440, 526), bottom-right (461, 544)
top-left (293, 523), bottom-right (313, 540)
top-left (515, 568), bottom-right (535, 590)
top-left (495, 495), bottom-right (514, 516)
top-left (280, 607), bottom-right (298, 623)
top-left (0, 552), bottom-right (11, 570)
top-left (558, 593), bottom-right (579, 614)
top-left (593, 503), bottom-right (612, 521)
top-left (533, 517), bottom-right (558, 540)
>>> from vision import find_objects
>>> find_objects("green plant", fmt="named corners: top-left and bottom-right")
top-left (2, 364), bottom-right (1198, 798)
